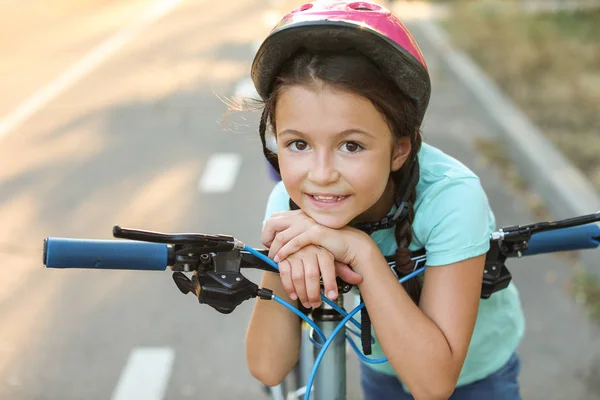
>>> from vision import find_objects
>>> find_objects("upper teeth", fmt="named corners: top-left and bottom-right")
top-left (314, 195), bottom-right (345, 201)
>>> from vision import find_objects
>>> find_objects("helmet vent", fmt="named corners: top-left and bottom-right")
top-left (348, 2), bottom-right (381, 11)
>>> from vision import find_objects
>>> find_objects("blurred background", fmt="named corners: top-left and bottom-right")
top-left (0, 0), bottom-right (598, 399)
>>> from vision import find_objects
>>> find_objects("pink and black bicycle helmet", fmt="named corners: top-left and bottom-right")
top-left (251, 0), bottom-right (431, 125)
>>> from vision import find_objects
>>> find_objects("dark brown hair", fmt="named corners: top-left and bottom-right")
top-left (258, 49), bottom-right (423, 303)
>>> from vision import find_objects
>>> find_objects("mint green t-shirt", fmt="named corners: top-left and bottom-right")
top-left (263, 142), bottom-right (526, 387)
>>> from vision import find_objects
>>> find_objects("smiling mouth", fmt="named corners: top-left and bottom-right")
top-left (308, 194), bottom-right (349, 203)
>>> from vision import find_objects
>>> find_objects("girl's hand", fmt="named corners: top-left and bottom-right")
top-left (272, 223), bottom-right (377, 274)
top-left (262, 210), bottom-right (318, 254)
top-left (263, 210), bottom-right (361, 262)
top-left (262, 210), bottom-right (374, 274)
top-left (262, 211), bottom-right (363, 303)
top-left (278, 244), bottom-right (361, 308)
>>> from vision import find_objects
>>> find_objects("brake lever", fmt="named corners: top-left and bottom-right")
top-left (113, 225), bottom-right (244, 252)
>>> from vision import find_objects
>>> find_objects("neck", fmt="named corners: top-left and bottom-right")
top-left (352, 178), bottom-right (397, 224)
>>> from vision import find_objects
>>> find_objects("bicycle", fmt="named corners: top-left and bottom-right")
top-left (43, 212), bottom-right (600, 400)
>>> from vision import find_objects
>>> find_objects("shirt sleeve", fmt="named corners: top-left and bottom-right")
top-left (419, 177), bottom-right (495, 267)
top-left (263, 181), bottom-right (291, 226)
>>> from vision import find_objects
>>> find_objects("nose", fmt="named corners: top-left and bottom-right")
top-left (308, 150), bottom-right (340, 185)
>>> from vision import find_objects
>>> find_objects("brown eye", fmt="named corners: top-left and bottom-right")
top-left (342, 142), bottom-right (363, 153)
top-left (289, 140), bottom-right (309, 151)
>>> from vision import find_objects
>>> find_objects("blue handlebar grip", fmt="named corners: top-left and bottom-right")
top-left (524, 224), bottom-right (600, 256)
top-left (44, 238), bottom-right (169, 271)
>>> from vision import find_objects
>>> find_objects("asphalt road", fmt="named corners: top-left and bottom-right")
top-left (0, 1), bottom-right (599, 399)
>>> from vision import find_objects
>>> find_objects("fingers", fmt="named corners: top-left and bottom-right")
top-left (303, 252), bottom-right (322, 308)
top-left (275, 244), bottom-right (361, 310)
top-left (261, 210), bottom-right (305, 248)
top-left (335, 262), bottom-right (363, 285)
top-left (267, 224), bottom-right (310, 260)
top-left (261, 228), bottom-right (281, 250)
top-left (278, 257), bottom-right (312, 308)
top-left (277, 246), bottom-right (339, 308)
top-left (317, 249), bottom-right (338, 301)
top-left (278, 259), bottom-right (297, 301)
top-left (274, 226), bottom-right (328, 263)
top-left (291, 258), bottom-right (309, 308)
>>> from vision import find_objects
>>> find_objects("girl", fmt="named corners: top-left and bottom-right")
top-left (245, 1), bottom-right (525, 399)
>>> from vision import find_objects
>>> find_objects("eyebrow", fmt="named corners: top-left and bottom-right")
top-left (278, 129), bottom-right (375, 139)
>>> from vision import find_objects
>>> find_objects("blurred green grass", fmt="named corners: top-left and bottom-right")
top-left (443, 1), bottom-right (600, 191)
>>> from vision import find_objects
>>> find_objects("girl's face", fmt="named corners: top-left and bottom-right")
top-left (274, 84), bottom-right (411, 229)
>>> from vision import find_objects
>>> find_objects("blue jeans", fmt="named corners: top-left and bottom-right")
top-left (360, 352), bottom-right (522, 400)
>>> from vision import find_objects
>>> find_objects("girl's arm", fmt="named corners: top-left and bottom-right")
top-left (355, 247), bottom-right (485, 400)
top-left (271, 224), bottom-right (484, 398)
top-left (245, 271), bottom-right (301, 387)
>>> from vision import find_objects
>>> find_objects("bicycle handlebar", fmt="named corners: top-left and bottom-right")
top-left (43, 238), bottom-right (171, 271)
top-left (43, 212), bottom-right (600, 311)
top-left (524, 223), bottom-right (599, 256)
top-left (44, 221), bottom-right (600, 272)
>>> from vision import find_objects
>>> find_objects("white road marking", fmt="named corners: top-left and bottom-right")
top-left (198, 153), bottom-right (242, 193)
top-left (0, 0), bottom-right (183, 141)
top-left (111, 347), bottom-right (175, 400)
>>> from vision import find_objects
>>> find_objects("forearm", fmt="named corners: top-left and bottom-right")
top-left (245, 271), bottom-right (301, 386)
top-left (356, 253), bottom-right (460, 399)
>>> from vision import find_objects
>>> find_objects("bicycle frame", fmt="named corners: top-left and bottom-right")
top-left (43, 212), bottom-right (600, 400)
top-left (266, 298), bottom-right (348, 400)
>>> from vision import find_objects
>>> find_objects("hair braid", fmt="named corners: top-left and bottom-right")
top-left (393, 136), bottom-right (422, 304)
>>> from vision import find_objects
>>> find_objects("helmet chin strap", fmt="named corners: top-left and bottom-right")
top-left (350, 201), bottom-right (409, 235)
top-left (288, 199), bottom-right (409, 235)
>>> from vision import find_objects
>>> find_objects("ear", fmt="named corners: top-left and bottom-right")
top-left (391, 137), bottom-right (412, 172)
